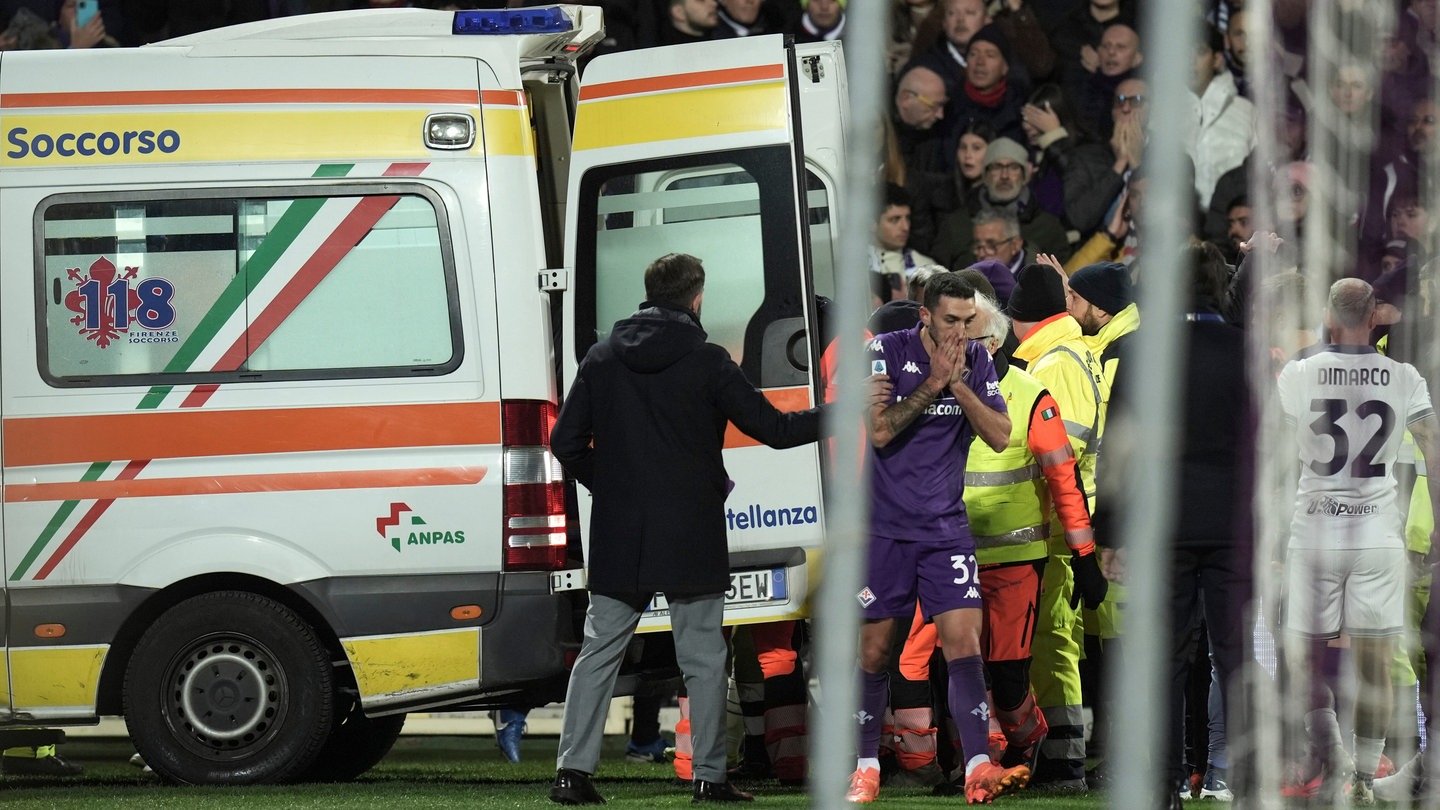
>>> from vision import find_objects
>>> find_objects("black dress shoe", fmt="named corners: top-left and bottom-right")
top-left (550, 768), bottom-right (605, 805)
top-left (692, 779), bottom-right (755, 803)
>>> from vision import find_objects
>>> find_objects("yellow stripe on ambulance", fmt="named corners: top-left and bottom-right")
top-left (573, 81), bottom-right (787, 152)
top-left (3, 110), bottom-right (485, 167)
top-left (8, 645), bottom-right (107, 715)
top-left (342, 628), bottom-right (480, 709)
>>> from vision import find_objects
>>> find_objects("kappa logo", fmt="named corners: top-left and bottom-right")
top-left (902, 361), bottom-right (921, 374)
top-left (964, 587), bottom-right (979, 599)
top-left (64, 256), bottom-right (178, 349)
top-left (376, 502), bottom-right (466, 552)
top-left (868, 338), bottom-right (884, 351)
top-left (970, 701), bottom-right (991, 724)
top-left (857, 587), bottom-right (877, 608)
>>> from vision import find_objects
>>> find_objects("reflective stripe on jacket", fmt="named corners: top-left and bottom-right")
top-left (966, 367), bottom-right (1051, 565)
top-left (1015, 314), bottom-right (1104, 511)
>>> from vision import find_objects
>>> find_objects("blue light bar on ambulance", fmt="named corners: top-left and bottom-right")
top-left (452, 8), bottom-right (573, 35)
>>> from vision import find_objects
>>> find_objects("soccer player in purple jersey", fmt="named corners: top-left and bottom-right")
top-left (846, 272), bottom-right (1029, 805)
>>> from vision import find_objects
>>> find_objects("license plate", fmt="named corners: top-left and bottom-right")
top-left (647, 568), bottom-right (787, 614)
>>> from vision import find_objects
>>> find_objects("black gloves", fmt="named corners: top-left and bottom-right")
top-left (1071, 549), bottom-right (1109, 610)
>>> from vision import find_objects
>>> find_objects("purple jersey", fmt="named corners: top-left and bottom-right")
top-left (867, 325), bottom-right (1005, 542)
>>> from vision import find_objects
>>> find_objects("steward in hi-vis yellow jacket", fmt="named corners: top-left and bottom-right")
top-left (964, 347), bottom-right (1104, 770)
top-left (1006, 263), bottom-right (1106, 787)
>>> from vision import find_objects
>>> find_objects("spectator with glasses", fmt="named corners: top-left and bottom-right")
top-left (970, 211), bottom-right (1029, 281)
top-left (934, 137), bottom-right (1071, 271)
top-left (892, 64), bottom-right (954, 255)
top-left (1108, 77), bottom-right (1148, 184)
top-left (1064, 74), bottom-right (1152, 266)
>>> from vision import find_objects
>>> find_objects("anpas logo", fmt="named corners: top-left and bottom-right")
top-left (64, 257), bottom-right (177, 348)
top-left (1306, 495), bottom-right (1381, 517)
top-left (376, 502), bottom-right (466, 552)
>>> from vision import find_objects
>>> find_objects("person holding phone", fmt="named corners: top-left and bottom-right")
top-left (59, 0), bottom-right (114, 48)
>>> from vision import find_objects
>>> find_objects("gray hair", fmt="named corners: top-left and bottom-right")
top-left (972, 209), bottom-right (1020, 239)
top-left (973, 292), bottom-right (1010, 349)
top-left (907, 263), bottom-right (949, 302)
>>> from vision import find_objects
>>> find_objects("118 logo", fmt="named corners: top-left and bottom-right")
top-left (63, 256), bottom-right (176, 348)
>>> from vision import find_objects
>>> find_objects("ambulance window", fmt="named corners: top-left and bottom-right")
top-left (804, 169), bottom-right (836, 302)
top-left (39, 189), bottom-right (459, 386)
top-left (246, 195), bottom-right (452, 372)
top-left (589, 164), bottom-right (764, 365)
top-left (576, 146), bottom-right (809, 389)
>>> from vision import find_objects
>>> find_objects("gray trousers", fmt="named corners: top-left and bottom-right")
top-left (556, 591), bottom-right (728, 781)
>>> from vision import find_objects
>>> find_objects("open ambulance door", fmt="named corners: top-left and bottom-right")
top-left (0, 439), bottom-right (8, 720)
top-left (563, 35), bottom-right (826, 627)
top-left (1, 567), bottom-right (8, 722)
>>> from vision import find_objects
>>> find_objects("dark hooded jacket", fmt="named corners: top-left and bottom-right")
top-left (551, 301), bottom-right (822, 597)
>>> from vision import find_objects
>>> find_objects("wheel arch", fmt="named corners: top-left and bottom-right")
top-left (96, 572), bottom-right (351, 716)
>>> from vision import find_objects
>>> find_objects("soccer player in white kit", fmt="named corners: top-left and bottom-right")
top-left (1278, 278), bottom-right (1440, 804)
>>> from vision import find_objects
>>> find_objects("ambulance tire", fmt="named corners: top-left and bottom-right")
top-left (123, 590), bottom-right (336, 785)
top-left (302, 699), bottom-right (406, 782)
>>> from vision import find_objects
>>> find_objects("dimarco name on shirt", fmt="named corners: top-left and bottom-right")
top-left (1318, 367), bottom-right (1390, 386)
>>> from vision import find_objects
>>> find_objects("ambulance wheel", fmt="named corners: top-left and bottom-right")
top-left (123, 590), bottom-right (335, 785)
top-left (302, 698), bottom-right (405, 782)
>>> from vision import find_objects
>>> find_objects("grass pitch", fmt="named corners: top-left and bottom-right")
top-left (0, 734), bottom-right (1111, 808)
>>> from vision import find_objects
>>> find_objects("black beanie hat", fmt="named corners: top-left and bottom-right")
top-left (968, 23), bottom-right (1012, 65)
top-left (1068, 262), bottom-right (1133, 315)
top-left (1006, 263), bottom-right (1067, 322)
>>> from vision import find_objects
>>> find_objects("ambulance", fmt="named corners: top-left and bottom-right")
top-left (0, 4), bottom-right (844, 784)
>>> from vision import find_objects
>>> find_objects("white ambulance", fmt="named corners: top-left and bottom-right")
top-left (0, 5), bottom-right (844, 784)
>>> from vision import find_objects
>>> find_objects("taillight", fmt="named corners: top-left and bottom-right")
top-left (502, 400), bottom-right (566, 571)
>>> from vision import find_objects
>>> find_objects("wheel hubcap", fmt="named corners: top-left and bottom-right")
top-left (168, 638), bottom-right (285, 754)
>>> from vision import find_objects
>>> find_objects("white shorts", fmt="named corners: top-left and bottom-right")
top-left (1283, 546), bottom-right (1406, 638)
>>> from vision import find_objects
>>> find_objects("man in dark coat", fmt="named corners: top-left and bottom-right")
top-left (548, 252), bottom-right (822, 806)
top-left (1093, 243), bottom-right (1253, 807)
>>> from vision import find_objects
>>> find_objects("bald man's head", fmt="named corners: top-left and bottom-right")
top-left (896, 66), bottom-right (948, 129)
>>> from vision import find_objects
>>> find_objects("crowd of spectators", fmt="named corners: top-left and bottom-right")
top-left (4, 0), bottom-right (1434, 297)
top-left (496, 0), bottom-right (1431, 322)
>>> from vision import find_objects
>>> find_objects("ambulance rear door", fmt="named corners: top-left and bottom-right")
top-left (1, 423), bottom-right (7, 719)
top-left (564, 35), bottom-right (826, 628)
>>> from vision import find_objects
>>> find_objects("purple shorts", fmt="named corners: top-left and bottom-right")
top-left (858, 535), bottom-right (982, 621)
